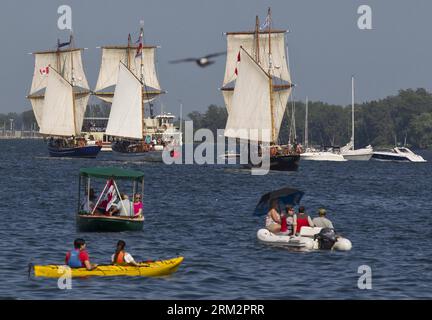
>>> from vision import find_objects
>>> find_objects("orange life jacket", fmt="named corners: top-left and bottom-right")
top-left (114, 251), bottom-right (125, 264)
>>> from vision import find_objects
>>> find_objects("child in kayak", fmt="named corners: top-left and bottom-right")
top-left (65, 238), bottom-right (98, 270)
top-left (111, 240), bottom-right (139, 266)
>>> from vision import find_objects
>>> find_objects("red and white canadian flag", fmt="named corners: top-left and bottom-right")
top-left (39, 66), bottom-right (50, 75)
top-left (234, 51), bottom-right (241, 76)
top-left (105, 179), bottom-right (118, 213)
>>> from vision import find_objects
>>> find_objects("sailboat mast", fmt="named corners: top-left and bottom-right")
top-left (139, 25), bottom-right (146, 139)
top-left (127, 34), bottom-right (131, 69)
top-left (254, 16), bottom-right (260, 63)
top-left (267, 7), bottom-right (276, 143)
top-left (70, 33), bottom-right (78, 136)
top-left (305, 96), bottom-right (309, 149)
top-left (351, 75), bottom-right (355, 150)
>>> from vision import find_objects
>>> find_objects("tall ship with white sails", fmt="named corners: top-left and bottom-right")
top-left (94, 25), bottom-right (182, 160)
top-left (221, 8), bottom-right (300, 171)
top-left (27, 35), bottom-right (102, 158)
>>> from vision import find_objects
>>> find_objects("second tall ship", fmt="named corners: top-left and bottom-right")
top-left (221, 8), bottom-right (300, 171)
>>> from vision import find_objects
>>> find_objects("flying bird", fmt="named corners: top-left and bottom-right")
top-left (169, 51), bottom-right (226, 68)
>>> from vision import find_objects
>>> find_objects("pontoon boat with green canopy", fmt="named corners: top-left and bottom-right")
top-left (77, 167), bottom-right (145, 232)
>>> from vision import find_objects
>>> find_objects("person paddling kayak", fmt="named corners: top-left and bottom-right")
top-left (65, 238), bottom-right (98, 270)
top-left (111, 240), bottom-right (139, 266)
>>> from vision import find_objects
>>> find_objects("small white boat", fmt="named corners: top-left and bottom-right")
top-left (341, 143), bottom-right (373, 161)
top-left (257, 227), bottom-right (352, 251)
top-left (301, 98), bottom-right (346, 162)
top-left (301, 150), bottom-right (347, 161)
top-left (372, 147), bottom-right (427, 162)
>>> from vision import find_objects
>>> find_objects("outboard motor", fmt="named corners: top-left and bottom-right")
top-left (315, 228), bottom-right (337, 250)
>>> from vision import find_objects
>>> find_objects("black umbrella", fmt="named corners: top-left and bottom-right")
top-left (254, 187), bottom-right (304, 216)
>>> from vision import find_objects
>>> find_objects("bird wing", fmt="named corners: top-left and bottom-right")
top-left (204, 51), bottom-right (226, 59)
top-left (169, 58), bottom-right (197, 64)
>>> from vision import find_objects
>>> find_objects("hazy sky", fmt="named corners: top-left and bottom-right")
top-left (1, 0), bottom-right (431, 116)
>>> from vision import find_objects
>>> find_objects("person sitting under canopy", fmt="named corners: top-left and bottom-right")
top-left (265, 200), bottom-right (281, 233)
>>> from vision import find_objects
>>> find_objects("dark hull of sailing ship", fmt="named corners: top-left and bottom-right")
top-left (244, 154), bottom-right (300, 171)
top-left (48, 141), bottom-right (102, 158)
top-left (111, 140), bottom-right (163, 162)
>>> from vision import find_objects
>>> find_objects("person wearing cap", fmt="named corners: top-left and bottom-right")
top-left (312, 208), bottom-right (334, 229)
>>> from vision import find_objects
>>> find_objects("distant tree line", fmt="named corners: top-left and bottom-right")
top-left (187, 88), bottom-right (432, 149)
top-left (3, 88), bottom-right (432, 148)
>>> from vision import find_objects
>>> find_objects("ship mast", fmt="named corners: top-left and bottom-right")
top-left (139, 23), bottom-right (146, 139)
top-left (254, 16), bottom-right (260, 63)
top-left (305, 96), bottom-right (309, 149)
top-left (351, 75), bottom-right (355, 150)
top-left (127, 34), bottom-right (132, 69)
top-left (267, 7), bottom-right (276, 143)
top-left (70, 32), bottom-right (78, 136)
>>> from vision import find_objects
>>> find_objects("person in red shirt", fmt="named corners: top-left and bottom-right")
top-left (295, 206), bottom-right (315, 234)
top-left (65, 238), bottom-right (98, 270)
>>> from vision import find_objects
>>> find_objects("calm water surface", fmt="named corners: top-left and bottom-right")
top-left (0, 139), bottom-right (431, 299)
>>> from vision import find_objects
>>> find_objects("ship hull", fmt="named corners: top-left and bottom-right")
top-left (111, 149), bottom-right (163, 162)
top-left (48, 145), bottom-right (102, 158)
top-left (245, 154), bottom-right (300, 172)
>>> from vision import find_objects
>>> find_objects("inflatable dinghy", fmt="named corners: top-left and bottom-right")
top-left (257, 227), bottom-right (352, 251)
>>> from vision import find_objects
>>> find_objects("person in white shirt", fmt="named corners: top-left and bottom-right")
top-left (80, 188), bottom-right (96, 213)
top-left (111, 240), bottom-right (139, 266)
top-left (109, 194), bottom-right (133, 217)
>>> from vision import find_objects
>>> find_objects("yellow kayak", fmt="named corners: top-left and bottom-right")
top-left (33, 256), bottom-right (183, 278)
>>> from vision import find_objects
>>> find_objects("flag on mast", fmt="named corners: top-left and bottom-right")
top-left (135, 32), bottom-right (143, 58)
top-left (234, 51), bottom-right (240, 75)
top-left (57, 36), bottom-right (72, 49)
top-left (105, 179), bottom-right (118, 213)
top-left (259, 12), bottom-right (271, 30)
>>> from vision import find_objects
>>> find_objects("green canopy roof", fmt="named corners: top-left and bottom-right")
top-left (80, 167), bottom-right (144, 181)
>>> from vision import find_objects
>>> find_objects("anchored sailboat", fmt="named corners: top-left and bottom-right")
top-left (94, 26), bottom-right (181, 161)
top-left (340, 76), bottom-right (373, 160)
top-left (222, 8), bottom-right (300, 171)
top-left (27, 35), bottom-right (101, 158)
top-left (301, 97), bottom-right (346, 161)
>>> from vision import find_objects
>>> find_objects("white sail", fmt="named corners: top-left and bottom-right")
top-left (30, 52), bottom-right (58, 95)
top-left (39, 68), bottom-right (75, 136)
top-left (67, 50), bottom-right (89, 90)
top-left (222, 90), bottom-right (234, 114)
top-left (29, 97), bottom-right (44, 127)
top-left (223, 31), bottom-right (290, 89)
top-left (131, 47), bottom-right (161, 90)
top-left (94, 48), bottom-right (128, 93)
top-left (95, 46), bottom-right (161, 101)
top-left (29, 49), bottom-right (89, 128)
top-left (105, 63), bottom-right (143, 139)
top-left (225, 49), bottom-right (272, 143)
top-left (272, 88), bottom-right (291, 140)
top-left (74, 92), bottom-right (91, 136)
